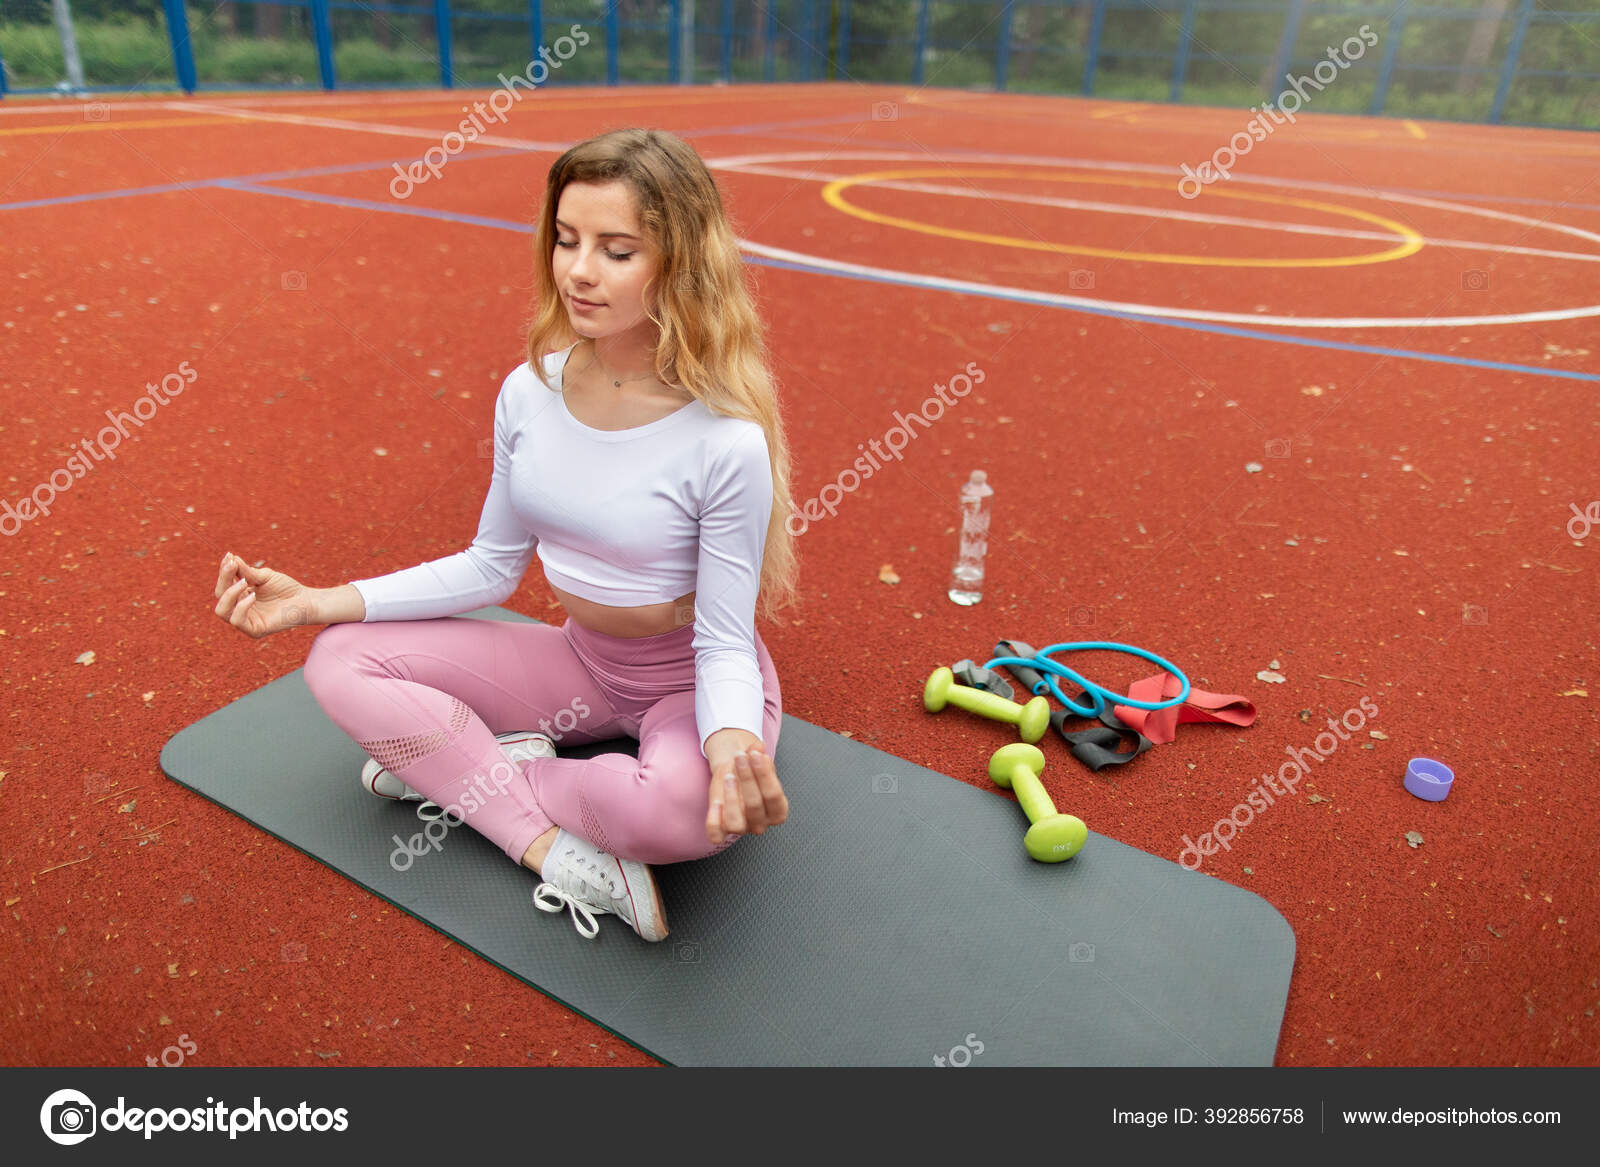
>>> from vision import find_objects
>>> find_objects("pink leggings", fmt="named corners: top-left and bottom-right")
top-left (302, 616), bottom-right (782, 867)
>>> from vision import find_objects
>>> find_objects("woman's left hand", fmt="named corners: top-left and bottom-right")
top-left (706, 743), bottom-right (788, 845)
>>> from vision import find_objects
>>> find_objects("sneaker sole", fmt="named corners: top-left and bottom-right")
top-left (360, 730), bottom-right (555, 802)
top-left (619, 862), bottom-right (669, 943)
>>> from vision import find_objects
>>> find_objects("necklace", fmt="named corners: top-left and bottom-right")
top-left (578, 341), bottom-right (656, 389)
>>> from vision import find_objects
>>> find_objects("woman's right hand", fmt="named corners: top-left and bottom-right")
top-left (214, 552), bottom-right (316, 639)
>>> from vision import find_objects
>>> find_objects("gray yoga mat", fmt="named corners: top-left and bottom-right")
top-left (162, 606), bottom-right (1295, 1066)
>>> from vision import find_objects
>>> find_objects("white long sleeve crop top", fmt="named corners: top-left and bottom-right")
top-left (348, 342), bottom-right (774, 756)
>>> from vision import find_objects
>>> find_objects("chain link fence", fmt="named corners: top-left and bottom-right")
top-left (3, 0), bottom-right (1595, 128)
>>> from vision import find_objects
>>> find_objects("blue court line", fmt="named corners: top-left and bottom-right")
top-left (4, 147), bottom-right (1593, 384)
top-left (744, 255), bottom-right (1600, 384)
top-left (219, 180), bottom-right (1600, 385)
top-left (215, 179), bottom-right (532, 231)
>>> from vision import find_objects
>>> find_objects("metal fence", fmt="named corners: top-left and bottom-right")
top-left (2, 0), bottom-right (1596, 128)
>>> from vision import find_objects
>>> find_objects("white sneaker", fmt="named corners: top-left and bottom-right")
top-left (360, 730), bottom-right (556, 803)
top-left (533, 828), bottom-right (669, 943)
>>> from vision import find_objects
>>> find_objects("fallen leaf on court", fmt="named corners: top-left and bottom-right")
top-left (118, 799), bottom-right (137, 814)
top-left (1300, 385), bottom-right (1324, 396)
top-left (1257, 670), bottom-right (1287, 683)
top-left (1298, 709), bottom-right (1312, 723)
top-left (877, 564), bottom-right (900, 585)
top-left (142, 691), bottom-right (155, 702)
top-left (75, 651), bottom-right (95, 666)
top-left (1559, 688), bottom-right (1587, 697)
top-left (1245, 462), bottom-right (1264, 473)
top-left (1269, 658), bottom-right (1282, 670)
top-left (1308, 794), bottom-right (1330, 804)
top-left (1392, 549), bottom-right (1410, 556)
top-left (1370, 730), bottom-right (1388, 740)
top-left (1404, 831), bottom-right (1424, 848)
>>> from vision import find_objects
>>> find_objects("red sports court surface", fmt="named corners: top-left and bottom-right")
top-left (1, 83), bottom-right (1596, 1067)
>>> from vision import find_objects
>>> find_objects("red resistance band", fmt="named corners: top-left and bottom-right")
top-left (1112, 672), bottom-right (1257, 746)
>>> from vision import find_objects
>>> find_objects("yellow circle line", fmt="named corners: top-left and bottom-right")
top-left (819, 167), bottom-right (1426, 269)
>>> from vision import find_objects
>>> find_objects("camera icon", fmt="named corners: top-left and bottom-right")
top-left (84, 103), bottom-right (109, 123)
top-left (1461, 603), bottom-right (1488, 626)
top-left (476, 436), bottom-right (494, 459)
top-left (1462, 270), bottom-right (1489, 291)
top-left (1462, 943), bottom-right (1485, 963)
top-left (1068, 269), bottom-right (1096, 291)
top-left (280, 941), bottom-right (307, 962)
top-left (42, 1090), bottom-right (97, 1144)
top-left (872, 101), bottom-right (898, 121)
top-left (871, 773), bottom-right (897, 794)
top-left (673, 941), bottom-right (701, 964)
top-left (280, 270), bottom-right (307, 291)
top-left (284, 604), bottom-right (308, 627)
top-left (1265, 438), bottom-right (1291, 459)
top-left (1068, 941), bottom-right (1095, 963)
top-left (674, 601), bottom-right (696, 626)
top-left (1069, 604), bottom-right (1095, 627)
top-left (83, 772), bottom-right (113, 797)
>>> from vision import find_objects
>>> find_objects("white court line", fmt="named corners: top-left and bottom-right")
top-left (161, 101), bottom-right (568, 152)
top-left (726, 163), bottom-right (1600, 265)
top-left (738, 237), bottom-right (1600, 329)
top-left (709, 151), bottom-right (1600, 328)
top-left (711, 149), bottom-right (1600, 252)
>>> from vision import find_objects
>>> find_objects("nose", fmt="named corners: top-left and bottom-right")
top-left (566, 244), bottom-right (597, 288)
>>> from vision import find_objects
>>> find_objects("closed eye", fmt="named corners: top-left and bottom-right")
top-left (555, 240), bottom-right (634, 261)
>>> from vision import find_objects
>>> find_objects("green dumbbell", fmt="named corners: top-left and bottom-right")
top-left (924, 666), bottom-right (1051, 743)
top-left (988, 743), bottom-right (1088, 862)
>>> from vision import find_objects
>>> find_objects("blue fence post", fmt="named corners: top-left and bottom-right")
top-left (1368, 0), bottom-right (1408, 116)
top-left (606, 0), bottom-right (620, 85)
top-left (839, 0), bottom-right (852, 77)
top-left (913, 0), bottom-right (930, 85)
top-left (995, 0), bottom-right (1014, 92)
top-left (764, 0), bottom-right (777, 81)
top-left (1083, 0), bottom-right (1105, 96)
top-left (309, 0), bottom-right (336, 90)
top-left (721, 0), bottom-right (733, 81)
top-left (799, 0), bottom-right (809, 81)
top-left (1266, 0), bottom-right (1305, 94)
top-left (671, 0), bottom-right (682, 83)
top-left (161, 0), bottom-right (197, 94)
top-left (434, 0), bottom-right (454, 88)
top-left (1171, 0), bottom-right (1198, 102)
top-left (1490, 0), bottom-right (1534, 124)
top-left (530, 0), bottom-right (544, 72)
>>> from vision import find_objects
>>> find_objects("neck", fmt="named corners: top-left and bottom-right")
top-left (586, 331), bottom-right (659, 385)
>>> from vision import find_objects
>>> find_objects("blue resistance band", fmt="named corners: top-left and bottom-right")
top-left (982, 642), bottom-right (1192, 720)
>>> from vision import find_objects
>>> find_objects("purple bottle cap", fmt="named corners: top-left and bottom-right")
top-left (1404, 758), bottom-right (1454, 802)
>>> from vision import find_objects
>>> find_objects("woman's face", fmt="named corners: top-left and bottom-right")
top-left (551, 180), bottom-right (660, 343)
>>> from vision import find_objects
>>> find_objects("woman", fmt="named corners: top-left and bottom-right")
top-left (212, 128), bottom-right (798, 943)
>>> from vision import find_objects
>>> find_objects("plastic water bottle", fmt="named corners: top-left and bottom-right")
top-left (947, 470), bottom-right (994, 606)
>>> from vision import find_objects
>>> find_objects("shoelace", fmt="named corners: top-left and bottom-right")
top-left (532, 850), bottom-right (625, 939)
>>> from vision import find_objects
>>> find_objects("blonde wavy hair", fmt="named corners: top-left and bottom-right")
top-left (523, 128), bottom-right (798, 623)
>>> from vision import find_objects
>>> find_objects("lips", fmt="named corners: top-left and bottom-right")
top-left (571, 295), bottom-right (604, 308)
